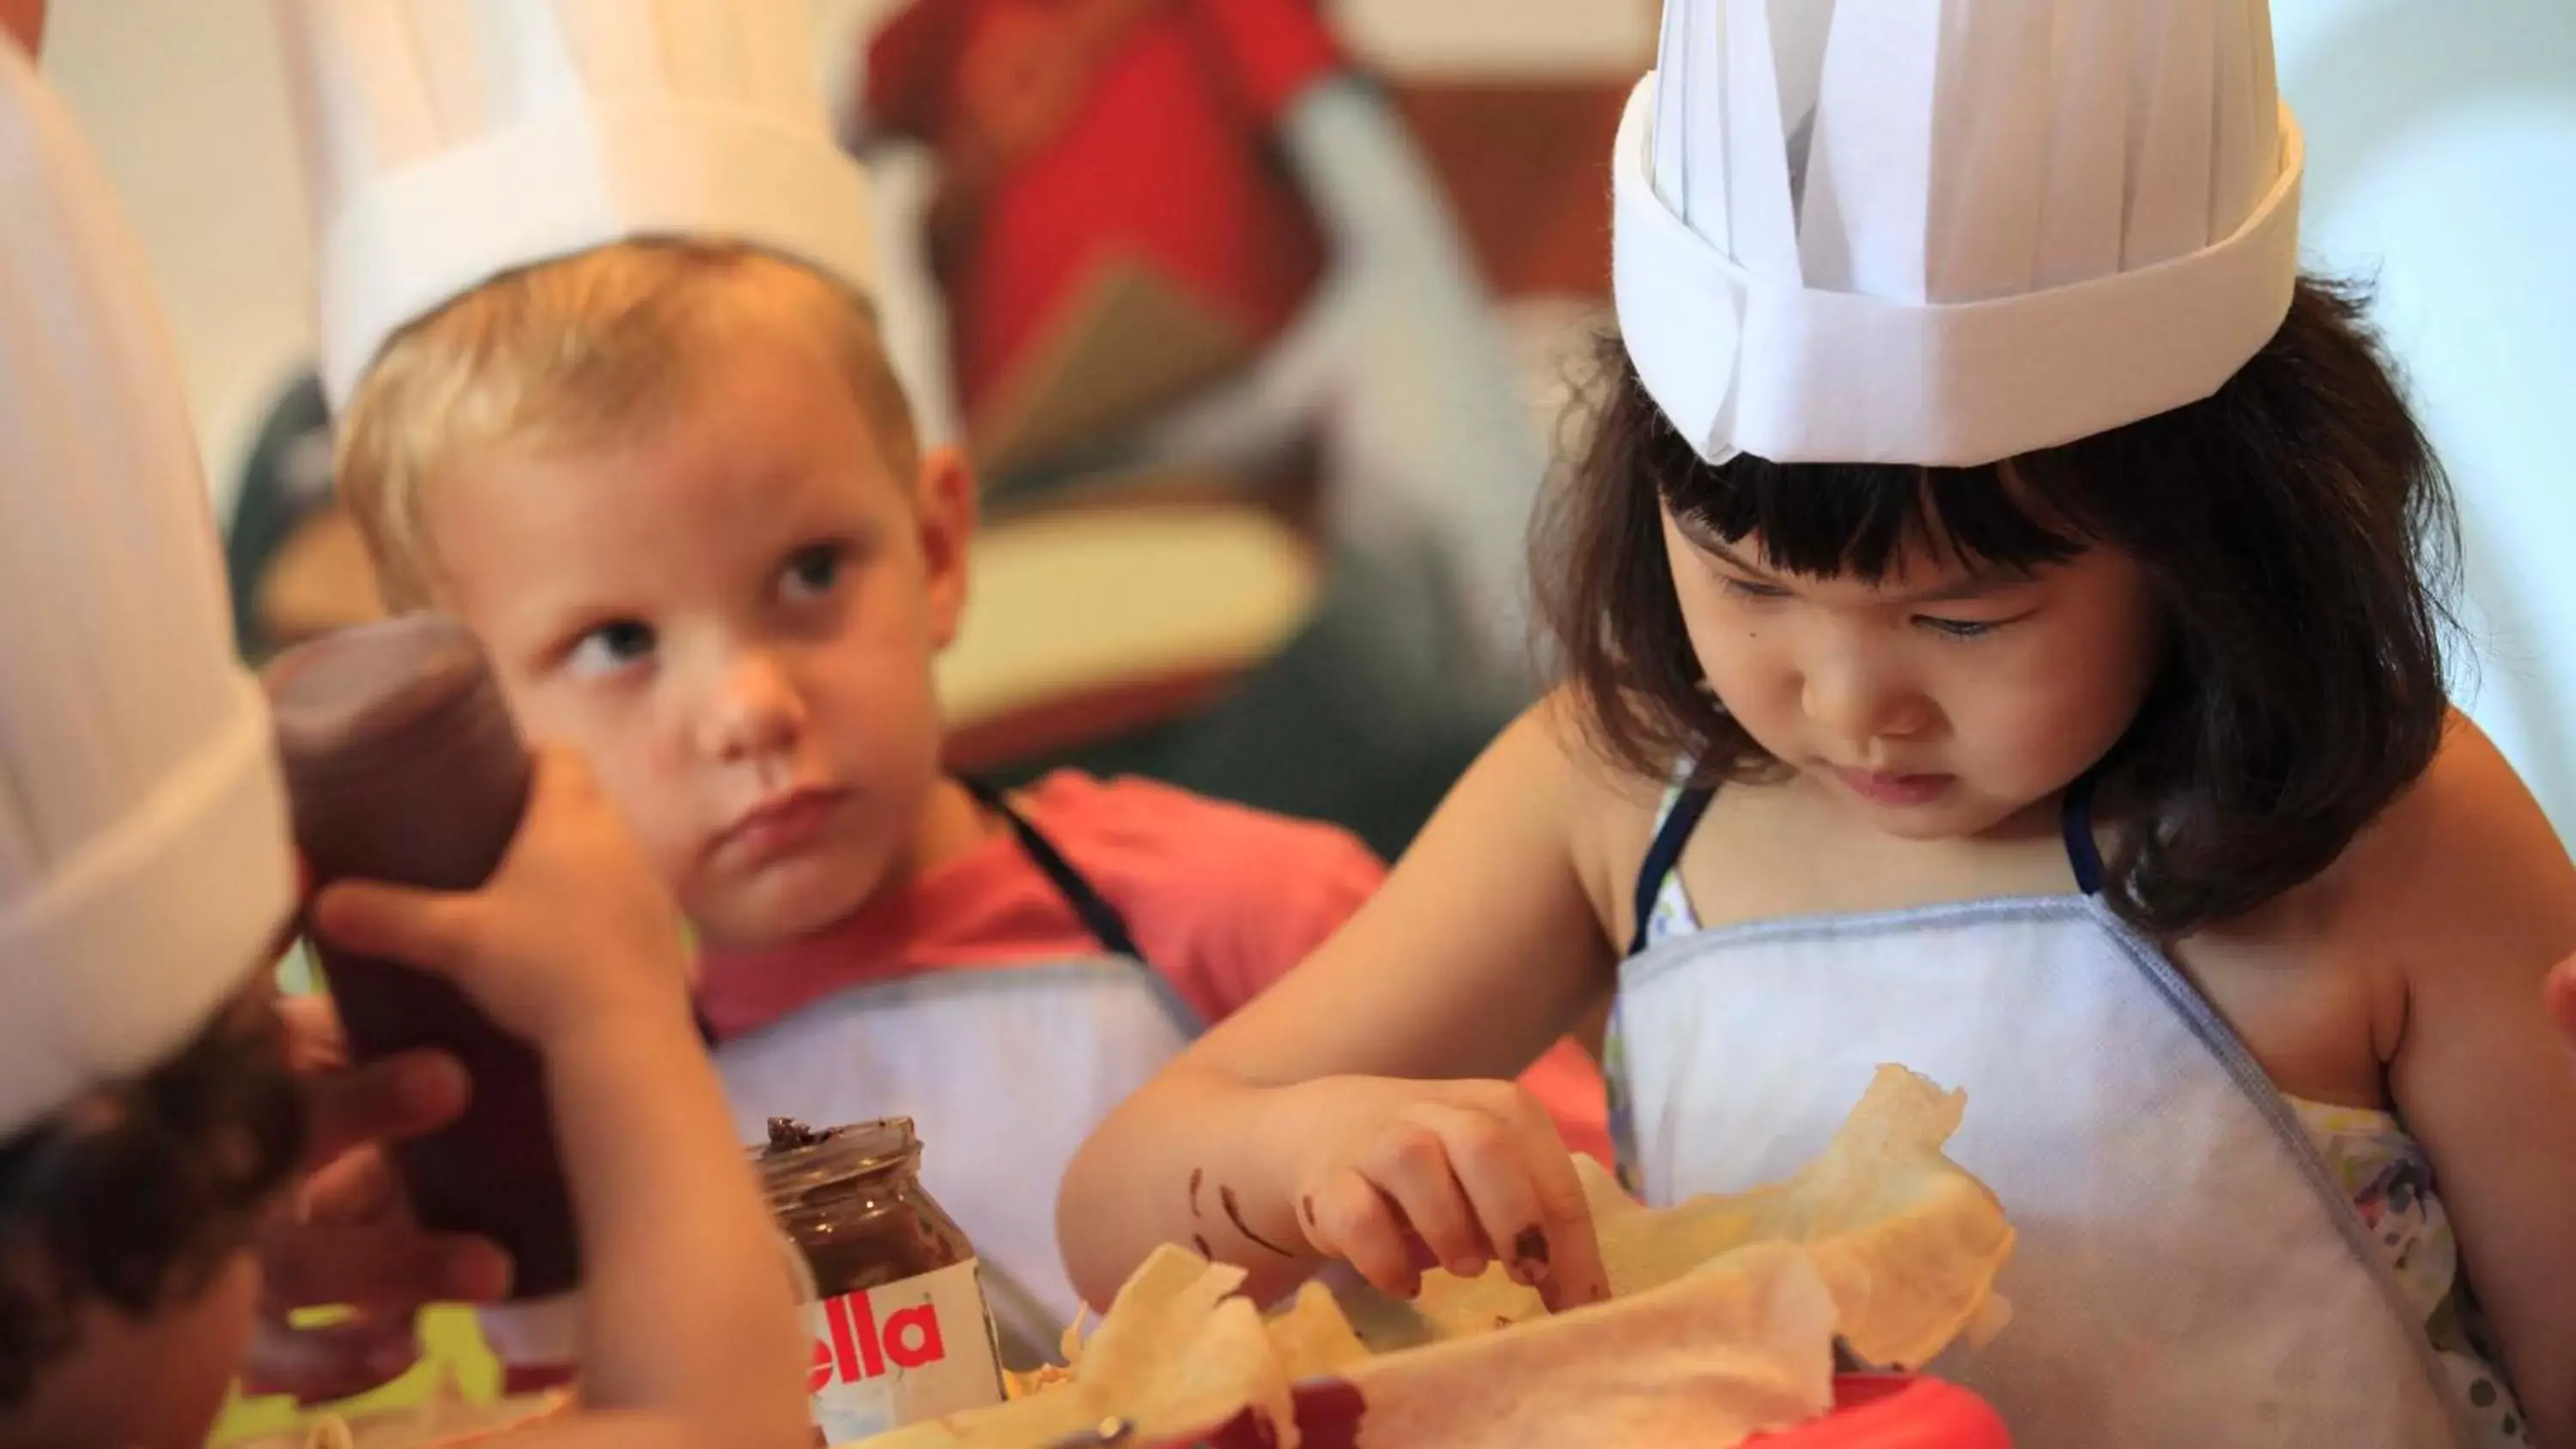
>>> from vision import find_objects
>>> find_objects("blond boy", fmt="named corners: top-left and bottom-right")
top-left (284, 0), bottom-right (1607, 1353)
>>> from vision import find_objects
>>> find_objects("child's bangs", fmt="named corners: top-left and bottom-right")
top-left (1662, 453), bottom-right (2088, 583)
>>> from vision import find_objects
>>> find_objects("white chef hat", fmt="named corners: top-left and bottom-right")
top-left (0, 39), bottom-right (295, 1137)
top-left (279, 0), bottom-right (877, 411)
top-left (1613, 0), bottom-right (2305, 468)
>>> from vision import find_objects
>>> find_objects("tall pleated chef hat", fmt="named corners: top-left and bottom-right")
top-left (0, 37), bottom-right (295, 1135)
top-left (279, 0), bottom-right (877, 410)
top-left (1613, 0), bottom-right (2304, 468)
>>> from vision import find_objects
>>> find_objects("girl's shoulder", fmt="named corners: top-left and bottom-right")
top-left (2292, 712), bottom-right (2576, 1009)
top-left (1522, 690), bottom-right (1678, 946)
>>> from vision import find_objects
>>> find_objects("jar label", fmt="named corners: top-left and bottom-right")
top-left (804, 1257), bottom-right (1006, 1443)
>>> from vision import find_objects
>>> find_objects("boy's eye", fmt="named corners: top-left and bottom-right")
top-left (567, 619), bottom-right (656, 676)
top-left (781, 543), bottom-right (847, 601)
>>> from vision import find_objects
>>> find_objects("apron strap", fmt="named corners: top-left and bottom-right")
top-left (2061, 773), bottom-right (2106, 897)
top-left (965, 779), bottom-right (1148, 962)
top-left (1628, 778), bottom-right (1718, 958)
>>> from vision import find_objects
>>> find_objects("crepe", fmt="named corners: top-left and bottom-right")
top-left (854, 1066), bottom-right (2010, 1449)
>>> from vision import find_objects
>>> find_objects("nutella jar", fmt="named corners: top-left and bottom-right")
top-left (756, 1119), bottom-right (1005, 1444)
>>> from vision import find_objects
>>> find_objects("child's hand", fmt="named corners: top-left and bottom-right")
top-left (1271, 1075), bottom-right (1610, 1312)
top-left (243, 995), bottom-right (512, 1404)
top-left (310, 751), bottom-right (694, 1053)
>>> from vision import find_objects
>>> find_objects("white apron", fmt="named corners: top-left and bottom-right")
top-left (1607, 781), bottom-right (2481, 1447)
top-left (707, 790), bottom-right (1200, 1365)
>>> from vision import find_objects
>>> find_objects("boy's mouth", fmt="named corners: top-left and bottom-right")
top-left (716, 785), bottom-right (851, 862)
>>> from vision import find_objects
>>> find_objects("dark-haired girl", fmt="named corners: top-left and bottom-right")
top-left (1059, 7), bottom-right (2576, 1445)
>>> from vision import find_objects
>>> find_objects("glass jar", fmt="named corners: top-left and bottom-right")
top-left (754, 1119), bottom-right (1005, 1444)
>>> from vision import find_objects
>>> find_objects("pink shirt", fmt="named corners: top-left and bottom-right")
top-left (696, 773), bottom-right (1612, 1162)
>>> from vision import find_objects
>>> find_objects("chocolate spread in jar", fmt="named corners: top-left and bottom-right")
top-left (755, 1119), bottom-right (1005, 1443)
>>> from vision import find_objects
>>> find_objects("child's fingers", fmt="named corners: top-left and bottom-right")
top-left (296, 1146), bottom-right (405, 1227)
top-left (311, 879), bottom-right (488, 982)
top-left (276, 991), bottom-right (350, 1074)
top-left (1467, 1085), bottom-right (1609, 1312)
top-left (1518, 1136), bottom-right (1609, 1313)
top-left (240, 1313), bottom-right (426, 1405)
top-left (298, 1049), bottom-right (470, 1174)
top-left (1408, 1098), bottom-right (1563, 1292)
top-left (259, 1222), bottom-right (513, 1313)
top-left (1363, 1116), bottom-right (1492, 1277)
top-left (1303, 1167), bottom-right (1422, 1299)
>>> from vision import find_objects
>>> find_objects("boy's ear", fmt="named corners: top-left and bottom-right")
top-left (916, 447), bottom-right (977, 650)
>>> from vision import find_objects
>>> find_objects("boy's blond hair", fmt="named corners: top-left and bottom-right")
top-left (336, 240), bottom-right (922, 609)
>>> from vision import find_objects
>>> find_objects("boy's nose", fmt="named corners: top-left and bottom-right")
top-left (699, 650), bottom-right (808, 765)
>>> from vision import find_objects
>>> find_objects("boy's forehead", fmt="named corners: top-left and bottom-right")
top-left (427, 397), bottom-right (899, 585)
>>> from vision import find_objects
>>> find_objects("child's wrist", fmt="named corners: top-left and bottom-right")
top-left (1236, 1081), bottom-right (1327, 1256)
top-left (537, 1004), bottom-right (707, 1082)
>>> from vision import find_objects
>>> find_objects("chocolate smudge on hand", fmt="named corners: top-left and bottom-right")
top-left (1219, 1184), bottom-right (1297, 1258)
top-left (1511, 1226), bottom-right (1552, 1282)
top-left (1194, 1234), bottom-right (1213, 1259)
top-left (1301, 1195), bottom-right (1317, 1228)
top-left (1189, 1167), bottom-right (1205, 1219)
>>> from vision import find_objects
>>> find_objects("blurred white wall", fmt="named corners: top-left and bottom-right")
top-left (2273, 1), bottom-right (2576, 836)
top-left (36, 0), bottom-right (2576, 834)
top-left (39, 2), bottom-right (310, 516)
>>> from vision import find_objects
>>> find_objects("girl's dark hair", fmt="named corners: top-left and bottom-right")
top-left (0, 993), bottom-right (306, 1406)
top-left (1540, 277), bottom-right (2458, 937)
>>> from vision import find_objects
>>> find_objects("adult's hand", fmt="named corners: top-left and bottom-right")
top-left (241, 995), bottom-right (513, 1404)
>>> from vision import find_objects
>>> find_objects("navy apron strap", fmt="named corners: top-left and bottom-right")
top-left (966, 779), bottom-right (1147, 962)
top-left (2061, 772), bottom-right (2106, 897)
top-left (1628, 779), bottom-right (1718, 958)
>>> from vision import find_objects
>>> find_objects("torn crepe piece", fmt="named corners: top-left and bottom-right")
top-left (866, 1248), bottom-right (1305, 1449)
top-left (1337, 1240), bottom-right (1839, 1446)
top-left (1264, 1281), bottom-right (1373, 1383)
top-left (1340, 1065), bottom-right (2014, 1369)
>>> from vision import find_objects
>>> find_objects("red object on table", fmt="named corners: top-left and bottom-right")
top-left (1755, 1376), bottom-right (2011, 1446)
top-left (1158, 1373), bottom-right (2008, 1448)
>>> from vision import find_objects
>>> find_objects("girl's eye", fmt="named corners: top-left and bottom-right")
top-left (782, 543), bottom-right (847, 601)
top-left (1916, 613), bottom-right (2026, 640)
top-left (567, 619), bottom-right (656, 676)
top-left (1720, 576), bottom-right (1792, 602)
